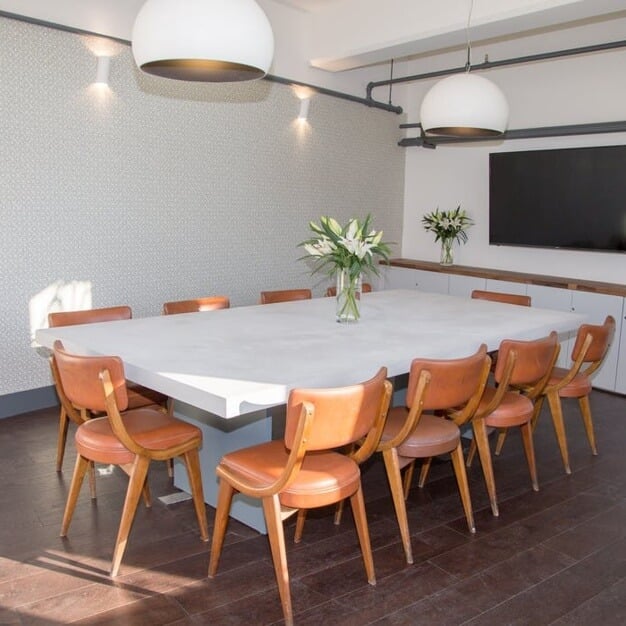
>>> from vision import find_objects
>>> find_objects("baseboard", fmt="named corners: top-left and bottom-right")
top-left (0, 386), bottom-right (58, 419)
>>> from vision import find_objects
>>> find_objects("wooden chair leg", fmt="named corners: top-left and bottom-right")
top-left (333, 499), bottom-right (345, 526)
top-left (88, 461), bottom-right (97, 499)
top-left (520, 421), bottom-right (539, 491)
top-left (293, 509), bottom-right (307, 543)
top-left (403, 460), bottom-right (416, 496)
top-left (182, 449), bottom-right (209, 541)
top-left (449, 442), bottom-right (475, 533)
top-left (262, 494), bottom-right (293, 626)
top-left (417, 459), bottom-right (431, 489)
top-left (578, 394), bottom-right (598, 455)
top-left (546, 390), bottom-right (571, 474)
top-left (110, 455), bottom-right (150, 577)
top-left (208, 479), bottom-right (235, 577)
top-left (494, 428), bottom-right (507, 456)
top-left (61, 454), bottom-right (91, 536)
top-left (166, 458), bottom-right (174, 478)
top-left (382, 448), bottom-right (413, 564)
top-left (473, 418), bottom-right (499, 517)
top-left (349, 484), bottom-right (376, 586)
top-left (120, 462), bottom-right (151, 507)
top-left (56, 407), bottom-right (69, 472)
top-left (466, 438), bottom-right (477, 467)
top-left (530, 396), bottom-right (545, 432)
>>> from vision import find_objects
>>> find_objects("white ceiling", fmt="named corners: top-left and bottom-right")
top-left (0, 0), bottom-right (624, 72)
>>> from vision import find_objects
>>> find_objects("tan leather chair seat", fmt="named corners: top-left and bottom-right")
top-left (220, 441), bottom-right (360, 509)
top-left (548, 368), bottom-right (592, 397)
top-left (478, 387), bottom-right (534, 427)
top-left (76, 409), bottom-right (202, 465)
top-left (383, 409), bottom-right (460, 458)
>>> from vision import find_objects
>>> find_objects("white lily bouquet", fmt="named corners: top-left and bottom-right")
top-left (422, 206), bottom-right (473, 265)
top-left (300, 215), bottom-right (390, 322)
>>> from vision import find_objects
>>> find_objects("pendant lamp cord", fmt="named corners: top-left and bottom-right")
top-left (465, 0), bottom-right (474, 72)
top-left (388, 59), bottom-right (394, 104)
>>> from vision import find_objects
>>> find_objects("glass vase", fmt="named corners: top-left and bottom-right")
top-left (335, 269), bottom-right (362, 323)
top-left (440, 239), bottom-right (454, 265)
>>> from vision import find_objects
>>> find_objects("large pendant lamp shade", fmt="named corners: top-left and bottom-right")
top-left (132, 0), bottom-right (275, 82)
top-left (419, 72), bottom-right (509, 136)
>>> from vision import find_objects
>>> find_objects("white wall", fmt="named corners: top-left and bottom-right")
top-left (0, 17), bottom-right (405, 397)
top-left (401, 16), bottom-right (626, 283)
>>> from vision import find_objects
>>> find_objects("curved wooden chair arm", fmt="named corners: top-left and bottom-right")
top-left (474, 349), bottom-right (517, 419)
top-left (351, 379), bottom-right (393, 465)
top-left (378, 370), bottom-right (430, 451)
top-left (216, 401), bottom-right (315, 498)
top-left (448, 354), bottom-right (492, 426)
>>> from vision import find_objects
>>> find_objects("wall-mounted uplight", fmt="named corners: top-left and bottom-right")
top-left (298, 97), bottom-right (311, 122)
top-left (94, 56), bottom-right (111, 86)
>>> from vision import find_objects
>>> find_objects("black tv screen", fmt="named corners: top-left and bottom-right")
top-left (489, 145), bottom-right (626, 253)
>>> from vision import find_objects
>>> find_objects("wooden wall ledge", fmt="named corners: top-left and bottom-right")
top-left (384, 258), bottom-right (626, 298)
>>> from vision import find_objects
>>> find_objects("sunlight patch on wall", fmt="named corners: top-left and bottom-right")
top-left (29, 280), bottom-right (93, 346)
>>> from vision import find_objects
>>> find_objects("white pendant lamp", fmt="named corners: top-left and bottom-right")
top-left (420, 72), bottom-right (509, 136)
top-left (419, 0), bottom-right (509, 137)
top-left (132, 0), bottom-right (275, 82)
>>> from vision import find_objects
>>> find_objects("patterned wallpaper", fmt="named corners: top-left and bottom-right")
top-left (0, 17), bottom-right (405, 396)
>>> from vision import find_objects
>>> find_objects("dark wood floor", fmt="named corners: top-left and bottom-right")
top-left (1, 391), bottom-right (625, 625)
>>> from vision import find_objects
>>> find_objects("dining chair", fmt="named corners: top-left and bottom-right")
top-left (292, 370), bottom-right (392, 543)
top-left (377, 345), bottom-right (491, 564)
top-left (495, 316), bottom-right (616, 474)
top-left (162, 295), bottom-right (230, 315)
top-left (471, 290), bottom-right (532, 307)
top-left (53, 340), bottom-right (209, 577)
top-left (326, 282), bottom-right (372, 297)
top-left (468, 332), bottom-right (559, 517)
top-left (208, 368), bottom-right (390, 626)
top-left (48, 306), bottom-right (168, 473)
top-left (259, 288), bottom-right (312, 304)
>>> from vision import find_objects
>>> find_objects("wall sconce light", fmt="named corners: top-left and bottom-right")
top-left (298, 97), bottom-right (311, 121)
top-left (95, 56), bottom-right (111, 85)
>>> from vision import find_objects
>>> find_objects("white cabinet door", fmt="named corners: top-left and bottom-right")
top-left (615, 298), bottom-right (626, 394)
top-left (449, 274), bottom-right (486, 298)
top-left (526, 284), bottom-right (575, 368)
top-left (382, 266), bottom-right (448, 294)
top-left (485, 279), bottom-right (528, 295)
top-left (570, 291), bottom-right (623, 392)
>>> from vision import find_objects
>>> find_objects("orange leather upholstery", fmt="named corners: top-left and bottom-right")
top-left (208, 368), bottom-right (391, 626)
top-left (259, 289), bottom-right (312, 304)
top-left (377, 345), bottom-right (491, 564)
top-left (48, 306), bottom-right (132, 327)
top-left (53, 341), bottom-right (208, 577)
top-left (162, 296), bottom-right (230, 315)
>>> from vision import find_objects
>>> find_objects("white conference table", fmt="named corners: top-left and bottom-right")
top-left (36, 289), bottom-right (585, 532)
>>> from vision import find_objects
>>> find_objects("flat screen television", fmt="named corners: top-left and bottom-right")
top-left (489, 145), bottom-right (626, 253)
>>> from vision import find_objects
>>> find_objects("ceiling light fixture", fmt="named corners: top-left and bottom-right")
top-left (131, 0), bottom-right (275, 83)
top-left (419, 0), bottom-right (509, 137)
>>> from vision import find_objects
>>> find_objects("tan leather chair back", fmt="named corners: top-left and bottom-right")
top-left (406, 345), bottom-right (489, 411)
top-left (495, 332), bottom-right (558, 387)
top-left (163, 296), bottom-right (230, 315)
top-left (471, 290), bottom-right (531, 307)
top-left (260, 289), bottom-right (312, 304)
top-left (53, 340), bottom-right (128, 413)
top-left (49, 306), bottom-right (132, 327)
top-left (571, 316), bottom-right (616, 363)
top-left (285, 367), bottom-right (388, 451)
top-left (326, 283), bottom-right (372, 297)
